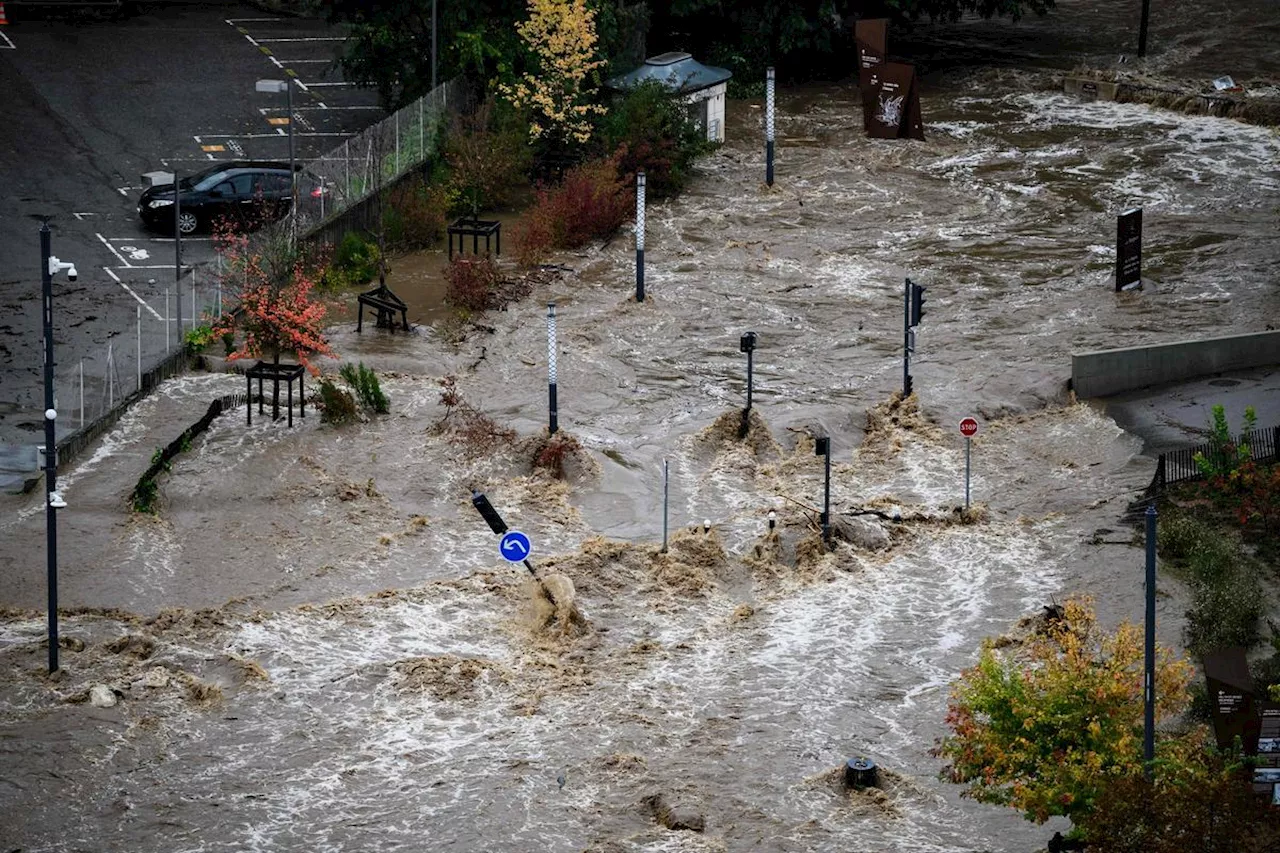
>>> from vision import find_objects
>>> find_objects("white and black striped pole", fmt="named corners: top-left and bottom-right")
top-left (635, 170), bottom-right (646, 302)
top-left (547, 302), bottom-right (558, 434)
top-left (765, 67), bottom-right (775, 186)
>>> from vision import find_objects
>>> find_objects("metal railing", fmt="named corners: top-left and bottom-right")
top-left (1151, 426), bottom-right (1280, 491)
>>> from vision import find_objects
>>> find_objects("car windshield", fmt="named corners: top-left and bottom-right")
top-left (177, 164), bottom-right (228, 191)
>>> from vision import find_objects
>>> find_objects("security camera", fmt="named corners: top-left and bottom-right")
top-left (47, 257), bottom-right (78, 280)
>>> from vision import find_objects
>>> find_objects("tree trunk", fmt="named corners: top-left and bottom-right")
top-left (272, 346), bottom-right (282, 420)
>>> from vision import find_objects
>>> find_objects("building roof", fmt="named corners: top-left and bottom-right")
top-left (606, 52), bottom-right (733, 95)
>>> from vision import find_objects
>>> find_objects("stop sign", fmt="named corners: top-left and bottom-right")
top-left (959, 417), bottom-right (979, 438)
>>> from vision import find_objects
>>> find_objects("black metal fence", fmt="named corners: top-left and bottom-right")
top-left (1151, 426), bottom-right (1280, 491)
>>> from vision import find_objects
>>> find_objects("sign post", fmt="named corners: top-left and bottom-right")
top-left (1116, 207), bottom-right (1143, 291)
top-left (471, 490), bottom-right (543, 585)
top-left (959, 417), bottom-right (979, 508)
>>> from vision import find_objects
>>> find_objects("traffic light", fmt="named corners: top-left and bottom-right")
top-left (814, 436), bottom-right (830, 456)
top-left (740, 331), bottom-right (757, 353)
top-left (903, 373), bottom-right (913, 396)
top-left (909, 281), bottom-right (926, 328)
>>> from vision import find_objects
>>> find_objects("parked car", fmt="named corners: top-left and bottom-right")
top-left (137, 161), bottom-right (330, 235)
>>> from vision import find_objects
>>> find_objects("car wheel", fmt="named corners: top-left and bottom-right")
top-left (176, 211), bottom-right (200, 235)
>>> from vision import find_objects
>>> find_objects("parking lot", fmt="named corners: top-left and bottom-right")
top-left (0, 0), bottom-right (383, 460)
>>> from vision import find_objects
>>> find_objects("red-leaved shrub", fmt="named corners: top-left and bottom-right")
top-left (444, 256), bottom-right (501, 313)
top-left (513, 156), bottom-right (629, 266)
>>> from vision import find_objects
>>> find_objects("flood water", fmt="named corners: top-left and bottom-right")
top-left (3, 1), bottom-right (1280, 850)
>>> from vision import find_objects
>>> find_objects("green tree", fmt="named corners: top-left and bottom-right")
top-left (934, 596), bottom-right (1193, 826)
top-left (328, 0), bottom-right (527, 109)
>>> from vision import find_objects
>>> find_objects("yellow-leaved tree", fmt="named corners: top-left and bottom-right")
top-left (499, 0), bottom-right (607, 146)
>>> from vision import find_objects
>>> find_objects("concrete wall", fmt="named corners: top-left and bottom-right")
top-left (1072, 331), bottom-right (1280, 398)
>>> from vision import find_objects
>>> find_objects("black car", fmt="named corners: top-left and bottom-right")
top-left (137, 161), bottom-right (321, 235)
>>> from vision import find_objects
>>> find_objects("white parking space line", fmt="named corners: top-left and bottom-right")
top-left (96, 233), bottom-right (131, 267)
top-left (278, 59), bottom-right (332, 63)
top-left (226, 17), bottom-right (282, 23)
top-left (304, 82), bottom-right (357, 88)
top-left (259, 105), bottom-right (379, 112)
top-left (256, 37), bottom-right (345, 42)
top-left (0, 30), bottom-right (15, 50)
top-left (103, 268), bottom-right (163, 320)
top-left (196, 131), bottom-right (354, 139)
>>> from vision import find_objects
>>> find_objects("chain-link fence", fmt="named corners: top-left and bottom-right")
top-left (51, 265), bottom-right (226, 469)
top-left (43, 82), bottom-right (465, 473)
top-left (292, 78), bottom-right (463, 235)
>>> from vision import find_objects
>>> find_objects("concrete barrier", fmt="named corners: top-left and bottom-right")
top-left (1072, 331), bottom-right (1280, 398)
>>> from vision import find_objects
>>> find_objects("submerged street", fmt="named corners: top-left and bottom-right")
top-left (2, 0), bottom-right (1279, 849)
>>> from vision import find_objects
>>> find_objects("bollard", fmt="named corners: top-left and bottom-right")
top-left (547, 302), bottom-right (558, 435)
top-left (662, 460), bottom-right (669, 553)
top-left (815, 436), bottom-right (831, 546)
top-left (703, 519), bottom-right (711, 535)
top-left (768, 509), bottom-right (776, 531)
top-left (844, 757), bottom-right (878, 789)
top-left (635, 171), bottom-right (646, 302)
top-left (765, 67), bottom-right (775, 186)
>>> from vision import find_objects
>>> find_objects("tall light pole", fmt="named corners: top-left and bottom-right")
top-left (257, 79), bottom-right (296, 241)
top-left (1144, 504), bottom-right (1157, 776)
top-left (1138, 0), bottom-right (1152, 58)
top-left (39, 220), bottom-right (75, 673)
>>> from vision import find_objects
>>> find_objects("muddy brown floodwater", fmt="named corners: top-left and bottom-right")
top-left (3, 1), bottom-right (1280, 850)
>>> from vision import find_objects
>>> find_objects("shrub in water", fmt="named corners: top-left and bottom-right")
top-left (339, 362), bottom-right (389, 414)
top-left (531, 431), bottom-right (584, 480)
top-left (513, 156), bottom-right (627, 265)
top-left (384, 178), bottom-right (452, 250)
top-left (444, 256), bottom-right (501, 313)
top-left (183, 324), bottom-right (216, 356)
top-left (332, 232), bottom-right (381, 285)
top-left (601, 80), bottom-right (714, 199)
top-left (318, 377), bottom-right (358, 425)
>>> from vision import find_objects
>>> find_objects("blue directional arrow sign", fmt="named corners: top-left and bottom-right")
top-left (499, 530), bottom-right (532, 563)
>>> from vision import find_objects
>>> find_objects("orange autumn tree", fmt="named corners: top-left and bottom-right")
top-left (212, 223), bottom-right (334, 415)
top-left (933, 596), bottom-right (1194, 828)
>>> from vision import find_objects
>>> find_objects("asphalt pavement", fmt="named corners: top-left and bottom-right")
top-left (1100, 365), bottom-right (1280, 456)
top-left (0, 0), bottom-right (382, 480)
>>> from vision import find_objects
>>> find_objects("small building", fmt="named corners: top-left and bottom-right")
top-left (606, 52), bottom-right (733, 143)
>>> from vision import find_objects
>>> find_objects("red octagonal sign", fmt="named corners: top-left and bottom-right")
top-left (959, 417), bottom-right (979, 438)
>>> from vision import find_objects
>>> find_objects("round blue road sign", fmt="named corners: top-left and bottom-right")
top-left (499, 530), bottom-right (532, 563)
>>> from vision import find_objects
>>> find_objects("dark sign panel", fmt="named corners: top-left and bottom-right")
top-left (864, 62), bottom-right (925, 141)
top-left (1204, 646), bottom-right (1259, 753)
top-left (856, 18), bottom-right (888, 92)
top-left (1115, 207), bottom-right (1142, 291)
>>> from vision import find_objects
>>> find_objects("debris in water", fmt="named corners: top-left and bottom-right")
top-left (642, 793), bottom-right (706, 833)
top-left (697, 408), bottom-right (780, 459)
top-left (392, 655), bottom-right (504, 700)
top-left (89, 684), bottom-right (118, 708)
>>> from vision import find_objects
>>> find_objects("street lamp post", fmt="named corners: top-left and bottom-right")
top-left (257, 79), bottom-right (296, 240)
top-left (39, 221), bottom-right (76, 673)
